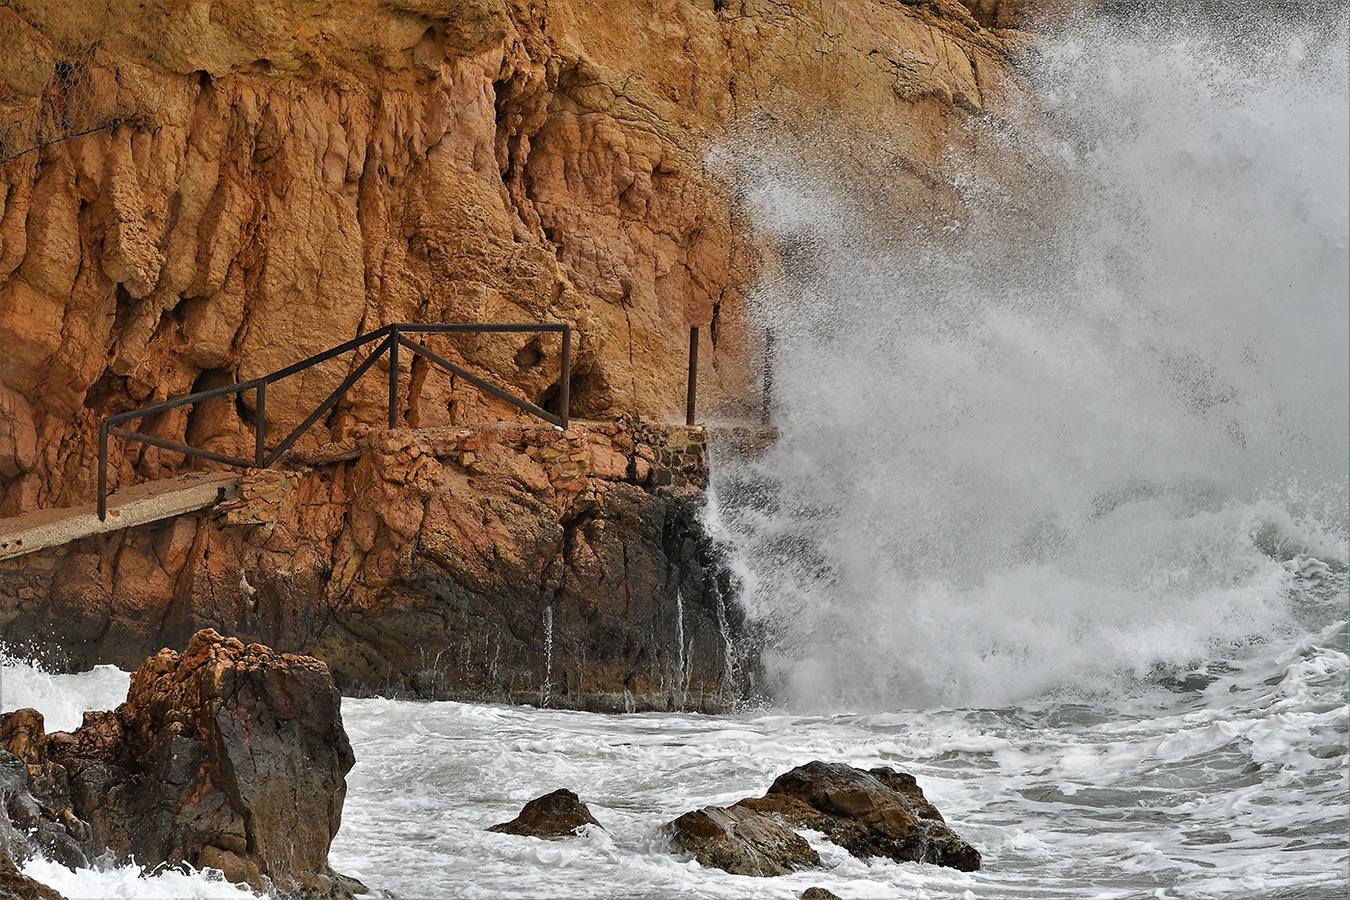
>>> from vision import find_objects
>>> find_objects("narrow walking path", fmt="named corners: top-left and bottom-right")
top-left (0, 472), bottom-right (240, 562)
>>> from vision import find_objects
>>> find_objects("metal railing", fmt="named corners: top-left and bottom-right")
top-left (97, 322), bottom-right (572, 520)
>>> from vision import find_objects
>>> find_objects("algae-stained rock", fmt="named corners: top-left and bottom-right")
top-left (489, 789), bottom-right (603, 838)
top-left (739, 761), bottom-right (981, 872)
top-left (665, 804), bottom-right (821, 877)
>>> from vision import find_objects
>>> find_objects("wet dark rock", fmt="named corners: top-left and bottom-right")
top-left (739, 761), bottom-right (981, 872)
top-left (665, 761), bottom-right (979, 877)
top-left (0, 748), bottom-right (67, 900)
top-left (0, 735), bottom-right (90, 873)
top-left (0, 847), bottom-right (63, 900)
top-left (489, 789), bottom-right (603, 838)
top-left (0, 630), bottom-right (361, 897)
top-left (801, 889), bottom-right (842, 900)
top-left (665, 804), bottom-right (821, 876)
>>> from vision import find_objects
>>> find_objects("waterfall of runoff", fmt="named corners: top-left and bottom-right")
top-left (2, 8), bottom-right (1346, 900)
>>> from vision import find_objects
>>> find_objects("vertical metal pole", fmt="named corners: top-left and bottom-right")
top-left (762, 328), bottom-right (775, 425)
top-left (97, 421), bottom-right (108, 521)
top-left (686, 325), bottom-right (699, 427)
top-left (255, 381), bottom-right (267, 466)
top-left (559, 326), bottom-right (571, 430)
top-left (387, 327), bottom-right (399, 429)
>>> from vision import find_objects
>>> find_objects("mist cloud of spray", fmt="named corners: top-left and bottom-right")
top-left (708, 10), bottom-right (1350, 710)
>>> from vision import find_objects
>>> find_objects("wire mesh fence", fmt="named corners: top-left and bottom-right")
top-left (0, 7), bottom-right (161, 166)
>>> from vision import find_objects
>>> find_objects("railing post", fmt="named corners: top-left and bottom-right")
top-left (686, 325), bottom-right (699, 427)
top-left (97, 420), bottom-right (108, 522)
top-left (762, 327), bottom-right (775, 425)
top-left (387, 327), bottom-right (399, 430)
top-left (255, 380), bottom-right (267, 467)
top-left (559, 326), bottom-right (571, 431)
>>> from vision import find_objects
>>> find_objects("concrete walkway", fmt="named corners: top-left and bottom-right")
top-left (0, 472), bottom-right (240, 562)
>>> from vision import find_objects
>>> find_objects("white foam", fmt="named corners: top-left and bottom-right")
top-left (705, 9), bottom-right (1350, 711)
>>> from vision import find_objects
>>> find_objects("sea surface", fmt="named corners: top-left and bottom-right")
top-left (3, 614), bottom-right (1347, 899)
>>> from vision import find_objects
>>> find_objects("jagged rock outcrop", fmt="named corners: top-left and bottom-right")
top-left (0, 745), bottom-right (72, 900)
top-left (489, 789), bottom-right (603, 838)
top-left (0, 630), bottom-right (360, 897)
top-left (666, 761), bottom-right (979, 876)
top-left (1, 419), bottom-right (751, 711)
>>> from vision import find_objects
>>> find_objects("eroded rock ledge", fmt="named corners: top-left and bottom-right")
top-left (0, 418), bottom-right (755, 712)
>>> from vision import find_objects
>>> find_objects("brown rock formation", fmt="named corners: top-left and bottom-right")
top-left (666, 761), bottom-right (979, 876)
top-left (0, 630), bottom-right (359, 897)
top-left (489, 788), bottom-right (603, 838)
top-left (0, 0), bottom-right (1030, 516)
top-left (1, 419), bottom-right (750, 711)
top-left (665, 804), bottom-right (821, 877)
top-left (739, 761), bottom-right (981, 871)
top-left (0, 0), bottom-right (1038, 708)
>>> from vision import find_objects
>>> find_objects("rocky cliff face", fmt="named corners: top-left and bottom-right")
top-left (1, 419), bottom-right (749, 710)
top-left (0, 1), bottom-right (1032, 705)
top-left (0, 0), bottom-right (1028, 514)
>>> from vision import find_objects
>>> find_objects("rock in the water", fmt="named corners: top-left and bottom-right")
top-left (739, 761), bottom-right (981, 872)
top-left (665, 761), bottom-right (979, 877)
top-left (801, 889), bottom-right (842, 900)
top-left (0, 629), bottom-right (360, 896)
top-left (0, 751), bottom-right (67, 900)
top-left (0, 847), bottom-right (63, 900)
top-left (0, 739), bottom-right (90, 873)
top-left (665, 804), bottom-right (821, 877)
top-left (489, 789), bottom-right (603, 838)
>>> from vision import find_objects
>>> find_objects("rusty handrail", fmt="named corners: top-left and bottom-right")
top-left (97, 322), bottom-right (572, 521)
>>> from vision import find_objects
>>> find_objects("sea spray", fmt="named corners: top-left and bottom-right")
top-left (707, 9), bottom-right (1350, 710)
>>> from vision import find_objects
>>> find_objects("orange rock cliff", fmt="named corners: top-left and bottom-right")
top-left (0, 0), bottom-right (1038, 707)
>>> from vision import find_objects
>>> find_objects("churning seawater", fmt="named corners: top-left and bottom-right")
top-left (2, 7), bottom-right (1347, 900)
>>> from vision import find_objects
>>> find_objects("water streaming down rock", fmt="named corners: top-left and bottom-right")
top-left (707, 8), bottom-right (1350, 710)
top-left (541, 606), bottom-right (554, 709)
top-left (673, 590), bottom-right (688, 709)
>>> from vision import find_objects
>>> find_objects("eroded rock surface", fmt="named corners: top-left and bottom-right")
top-left (667, 761), bottom-right (979, 876)
top-left (1, 419), bottom-right (751, 711)
top-left (489, 789), bottom-right (602, 838)
top-left (0, 630), bottom-right (359, 897)
top-left (739, 762), bottom-right (981, 872)
top-left (666, 804), bottom-right (820, 877)
top-left (0, 0), bottom-right (1033, 517)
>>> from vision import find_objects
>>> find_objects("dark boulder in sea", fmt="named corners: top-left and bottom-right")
top-left (489, 789), bottom-right (604, 838)
top-left (666, 760), bottom-right (979, 876)
top-left (739, 761), bottom-right (981, 872)
top-left (0, 629), bottom-right (362, 897)
top-left (801, 889), bottom-right (842, 900)
top-left (664, 804), bottom-right (821, 876)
